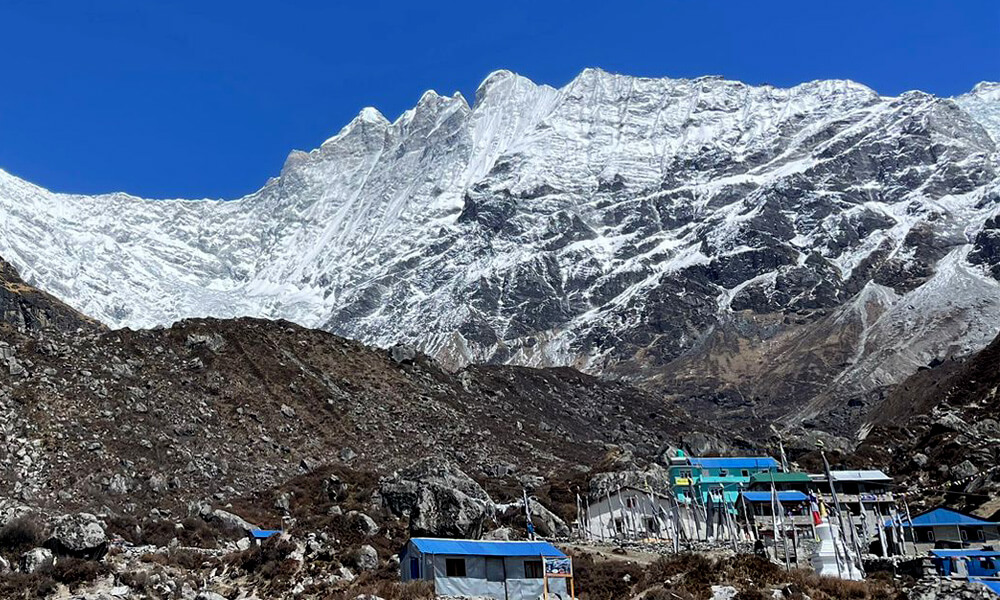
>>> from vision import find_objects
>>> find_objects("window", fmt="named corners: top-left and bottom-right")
top-left (625, 496), bottom-right (638, 509)
top-left (960, 529), bottom-right (969, 541)
top-left (741, 470), bottom-right (750, 478)
top-left (679, 469), bottom-right (693, 479)
top-left (645, 517), bottom-right (660, 534)
top-left (983, 559), bottom-right (996, 570)
top-left (976, 530), bottom-right (985, 541)
top-left (926, 530), bottom-right (935, 542)
top-left (410, 557), bottom-right (420, 579)
top-left (614, 518), bottom-right (624, 533)
top-left (719, 469), bottom-right (729, 477)
top-left (524, 560), bottom-right (543, 578)
top-left (445, 558), bottom-right (466, 577)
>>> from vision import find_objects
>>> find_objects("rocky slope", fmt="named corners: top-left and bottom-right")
top-left (0, 256), bottom-right (694, 517)
top-left (849, 329), bottom-right (1000, 518)
top-left (1, 70), bottom-right (999, 435)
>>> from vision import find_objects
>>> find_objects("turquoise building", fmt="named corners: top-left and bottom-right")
top-left (667, 452), bottom-right (780, 506)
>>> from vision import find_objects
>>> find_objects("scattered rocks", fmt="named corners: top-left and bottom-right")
top-left (908, 578), bottom-right (995, 600)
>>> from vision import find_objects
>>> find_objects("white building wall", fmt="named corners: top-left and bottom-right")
top-left (584, 490), bottom-right (680, 540)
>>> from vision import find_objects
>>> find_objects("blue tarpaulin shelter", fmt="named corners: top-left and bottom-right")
top-left (401, 538), bottom-right (568, 600)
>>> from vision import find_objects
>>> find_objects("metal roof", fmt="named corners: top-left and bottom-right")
top-left (741, 491), bottom-right (809, 503)
top-left (408, 538), bottom-right (566, 557)
top-left (970, 578), bottom-right (1000, 597)
top-left (930, 549), bottom-right (1000, 558)
top-left (809, 470), bottom-right (891, 482)
top-left (688, 457), bottom-right (779, 469)
top-left (750, 472), bottom-right (811, 484)
top-left (250, 529), bottom-right (281, 539)
top-left (907, 508), bottom-right (999, 528)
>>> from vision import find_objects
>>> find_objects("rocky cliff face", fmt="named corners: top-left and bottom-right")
top-left (1, 70), bottom-right (999, 432)
top-left (0, 257), bottom-right (104, 334)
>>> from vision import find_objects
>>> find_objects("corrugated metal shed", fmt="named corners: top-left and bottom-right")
top-left (689, 457), bottom-right (779, 469)
top-left (408, 538), bottom-right (565, 557)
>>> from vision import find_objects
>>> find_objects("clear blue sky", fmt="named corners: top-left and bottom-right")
top-left (1, 0), bottom-right (997, 199)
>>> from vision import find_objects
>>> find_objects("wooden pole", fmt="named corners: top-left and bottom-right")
top-left (902, 495), bottom-right (917, 556)
top-left (542, 554), bottom-right (549, 600)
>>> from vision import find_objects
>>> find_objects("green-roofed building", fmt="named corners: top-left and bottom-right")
top-left (747, 471), bottom-right (813, 494)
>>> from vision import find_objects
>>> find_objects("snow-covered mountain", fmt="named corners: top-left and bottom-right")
top-left (2, 69), bottom-right (999, 429)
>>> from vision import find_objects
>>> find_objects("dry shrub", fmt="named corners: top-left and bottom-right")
top-left (118, 569), bottom-right (155, 593)
top-left (134, 517), bottom-right (235, 549)
top-left (140, 552), bottom-right (170, 565)
top-left (784, 569), bottom-right (908, 600)
top-left (0, 572), bottom-right (57, 599)
top-left (230, 537), bottom-right (298, 581)
top-left (51, 557), bottom-right (111, 587)
top-left (0, 517), bottom-right (43, 552)
top-left (165, 548), bottom-right (217, 571)
top-left (323, 579), bottom-right (436, 600)
top-left (571, 552), bottom-right (645, 600)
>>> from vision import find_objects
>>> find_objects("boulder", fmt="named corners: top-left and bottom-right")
top-left (324, 475), bottom-right (348, 501)
top-left (347, 511), bottom-right (379, 536)
top-left (353, 544), bottom-right (379, 571)
top-left (952, 460), bottom-right (980, 480)
top-left (388, 344), bottom-right (417, 365)
top-left (21, 547), bottom-right (54, 573)
top-left (47, 513), bottom-right (107, 559)
top-left (528, 499), bottom-right (571, 538)
top-left (208, 509), bottom-right (254, 532)
top-left (483, 527), bottom-right (513, 540)
top-left (380, 458), bottom-right (492, 538)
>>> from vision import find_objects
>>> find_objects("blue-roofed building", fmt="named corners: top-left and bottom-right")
top-left (400, 538), bottom-right (569, 599)
top-left (668, 451), bottom-right (780, 506)
top-left (893, 507), bottom-right (1000, 553)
